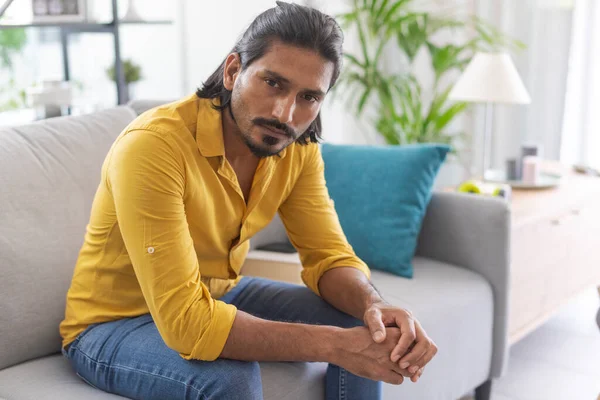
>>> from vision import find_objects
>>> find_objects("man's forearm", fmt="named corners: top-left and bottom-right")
top-left (220, 309), bottom-right (340, 362)
top-left (317, 267), bottom-right (385, 320)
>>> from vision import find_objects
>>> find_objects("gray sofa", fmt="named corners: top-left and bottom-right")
top-left (0, 100), bottom-right (511, 400)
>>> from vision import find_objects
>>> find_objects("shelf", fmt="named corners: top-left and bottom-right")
top-left (120, 20), bottom-right (172, 25)
top-left (0, 20), bottom-right (172, 31)
top-left (0, 0), bottom-right (173, 105)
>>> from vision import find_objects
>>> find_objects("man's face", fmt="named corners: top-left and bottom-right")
top-left (224, 41), bottom-right (334, 157)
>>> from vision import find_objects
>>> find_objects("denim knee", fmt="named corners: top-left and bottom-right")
top-left (206, 361), bottom-right (262, 400)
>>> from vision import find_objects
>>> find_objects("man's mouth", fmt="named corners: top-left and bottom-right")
top-left (261, 125), bottom-right (289, 139)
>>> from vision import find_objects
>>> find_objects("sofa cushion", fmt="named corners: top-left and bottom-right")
top-left (0, 107), bottom-right (137, 370)
top-left (372, 257), bottom-right (493, 400)
top-left (0, 355), bottom-right (326, 400)
top-left (0, 355), bottom-right (131, 400)
top-left (321, 143), bottom-right (450, 278)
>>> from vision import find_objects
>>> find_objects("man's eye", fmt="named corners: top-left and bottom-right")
top-left (265, 79), bottom-right (279, 88)
top-left (303, 95), bottom-right (318, 103)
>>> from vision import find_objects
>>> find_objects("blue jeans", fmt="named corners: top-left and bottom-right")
top-left (62, 276), bottom-right (382, 400)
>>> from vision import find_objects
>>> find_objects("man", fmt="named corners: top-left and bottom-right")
top-left (59, 2), bottom-right (437, 399)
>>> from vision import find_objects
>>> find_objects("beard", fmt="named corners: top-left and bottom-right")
top-left (240, 132), bottom-right (283, 158)
top-left (228, 96), bottom-right (298, 158)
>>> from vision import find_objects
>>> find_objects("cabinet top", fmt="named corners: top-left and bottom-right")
top-left (510, 163), bottom-right (600, 226)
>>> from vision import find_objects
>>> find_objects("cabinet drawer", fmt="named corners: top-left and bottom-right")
top-left (511, 215), bottom-right (569, 283)
top-left (549, 202), bottom-right (600, 306)
top-left (509, 275), bottom-right (546, 336)
top-left (513, 200), bottom-right (600, 316)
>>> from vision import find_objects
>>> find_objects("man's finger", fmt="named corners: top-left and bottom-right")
top-left (403, 339), bottom-right (438, 374)
top-left (390, 314), bottom-right (416, 362)
top-left (379, 369), bottom-right (404, 385)
top-left (364, 307), bottom-right (386, 342)
top-left (412, 340), bottom-right (438, 370)
top-left (398, 322), bottom-right (433, 368)
top-left (401, 341), bottom-right (428, 370)
top-left (411, 367), bottom-right (424, 383)
top-left (388, 362), bottom-right (412, 378)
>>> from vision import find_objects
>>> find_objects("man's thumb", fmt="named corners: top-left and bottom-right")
top-left (366, 309), bottom-right (386, 342)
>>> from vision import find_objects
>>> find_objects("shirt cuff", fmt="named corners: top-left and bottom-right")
top-left (302, 260), bottom-right (372, 297)
top-left (184, 300), bottom-right (237, 361)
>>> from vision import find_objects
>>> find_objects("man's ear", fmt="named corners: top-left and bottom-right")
top-left (223, 53), bottom-right (242, 91)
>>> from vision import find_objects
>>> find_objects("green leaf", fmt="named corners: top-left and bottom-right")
top-left (395, 14), bottom-right (428, 62)
top-left (357, 87), bottom-right (372, 115)
top-left (369, 0), bottom-right (379, 14)
top-left (355, 13), bottom-right (371, 68)
top-left (434, 102), bottom-right (468, 132)
top-left (427, 16), bottom-right (465, 36)
top-left (0, 28), bottom-right (26, 69)
top-left (378, 78), bottom-right (399, 115)
top-left (381, 0), bottom-right (413, 26)
top-left (373, 0), bottom-right (390, 24)
top-left (428, 42), bottom-right (467, 81)
top-left (337, 11), bottom-right (358, 29)
top-left (343, 53), bottom-right (366, 69)
top-left (424, 87), bottom-right (450, 134)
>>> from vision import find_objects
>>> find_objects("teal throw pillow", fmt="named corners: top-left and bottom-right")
top-left (321, 143), bottom-right (450, 278)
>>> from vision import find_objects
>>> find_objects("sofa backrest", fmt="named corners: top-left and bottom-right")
top-left (0, 107), bottom-right (137, 370)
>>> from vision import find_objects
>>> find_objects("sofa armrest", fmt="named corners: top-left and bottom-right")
top-left (416, 191), bottom-right (511, 378)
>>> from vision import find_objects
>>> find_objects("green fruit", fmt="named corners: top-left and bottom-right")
top-left (458, 180), bottom-right (481, 194)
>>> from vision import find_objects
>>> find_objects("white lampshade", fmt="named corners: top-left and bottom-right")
top-left (449, 52), bottom-right (531, 104)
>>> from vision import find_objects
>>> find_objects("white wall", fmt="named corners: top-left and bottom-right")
top-left (182, 0), bottom-right (278, 93)
top-left (476, 0), bottom-right (574, 169)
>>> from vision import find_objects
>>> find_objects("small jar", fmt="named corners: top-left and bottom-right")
top-left (521, 156), bottom-right (540, 184)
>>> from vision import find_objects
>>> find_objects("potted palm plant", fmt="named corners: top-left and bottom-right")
top-left (335, 0), bottom-right (523, 157)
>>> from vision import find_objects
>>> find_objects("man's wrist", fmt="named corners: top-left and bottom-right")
top-left (361, 286), bottom-right (386, 316)
top-left (316, 325), bottom-right (344, 363)
top-left (318, 267), bottom-right (387, 320)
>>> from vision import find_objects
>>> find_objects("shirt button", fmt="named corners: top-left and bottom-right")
top-left (147, 247), bottom-right (155, 254)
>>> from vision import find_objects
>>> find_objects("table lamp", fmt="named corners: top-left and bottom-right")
top-left (449, 52), bottom-right (531, 180)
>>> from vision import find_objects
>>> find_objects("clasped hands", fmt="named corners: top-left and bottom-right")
top-left (362, 302), bottom-right (438, 384)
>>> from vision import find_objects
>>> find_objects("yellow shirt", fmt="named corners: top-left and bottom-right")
top-left (59, 94), bottom-right (370, 361)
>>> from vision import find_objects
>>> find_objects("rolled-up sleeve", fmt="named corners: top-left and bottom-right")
top-left (106, 128), bottom-right (236, 361)
top-left (278, 144), bottom-right (371, 296)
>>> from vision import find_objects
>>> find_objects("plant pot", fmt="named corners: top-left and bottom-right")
top-left (122, 84), bottom-right (136, 103)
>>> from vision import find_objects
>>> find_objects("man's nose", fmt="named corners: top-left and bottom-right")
top-left (272, 95), bottom-right (296, 125)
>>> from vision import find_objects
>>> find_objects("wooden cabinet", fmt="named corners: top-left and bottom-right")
top-left (508, 166), bottom-right (600, 344)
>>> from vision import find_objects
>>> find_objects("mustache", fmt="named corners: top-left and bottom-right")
top-left (253, 118), bottom-right (295, 138)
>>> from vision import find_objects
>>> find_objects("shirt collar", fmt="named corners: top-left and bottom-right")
top-left (195, 97), bottom-right (226, 158)
top-left (195, 97), bottom-right (288, 160)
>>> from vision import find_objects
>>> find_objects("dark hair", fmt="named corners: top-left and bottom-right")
top-left (196, 1), bottom-right (344, 145)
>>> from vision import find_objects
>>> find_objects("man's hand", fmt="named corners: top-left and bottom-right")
top-left (363, 302), bottom-right (438, 383)
top-left (330, 326), bottom-right (409, 385)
